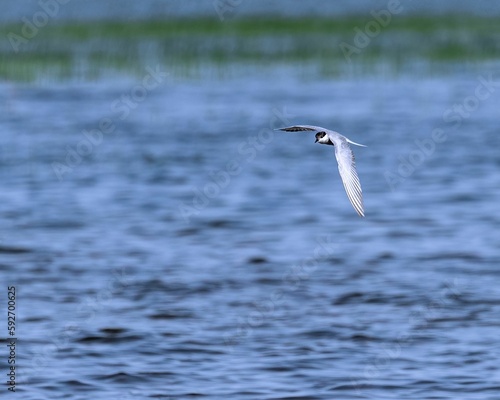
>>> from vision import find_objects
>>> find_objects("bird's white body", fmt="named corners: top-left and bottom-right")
top-left (276, 125), bottom-right (366, 217)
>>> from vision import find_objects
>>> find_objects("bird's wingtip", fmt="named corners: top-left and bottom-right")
top-left (347, 139), bottom-right (367, 148)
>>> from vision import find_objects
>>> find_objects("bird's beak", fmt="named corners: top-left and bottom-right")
top-left (314, 138), bottom-right (318, 143)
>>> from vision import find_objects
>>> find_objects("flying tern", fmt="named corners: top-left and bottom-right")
top-left (276, 125), bottom-right (366, 217)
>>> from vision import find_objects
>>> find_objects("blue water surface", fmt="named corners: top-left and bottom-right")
top-left (1, 64), bottom-right (500, 399)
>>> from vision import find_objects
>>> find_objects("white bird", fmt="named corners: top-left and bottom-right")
top-left (276, 125), bottom-right (366, 217)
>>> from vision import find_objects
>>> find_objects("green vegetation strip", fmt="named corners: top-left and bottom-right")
top-left (1, 15), bottom-right (500, 81)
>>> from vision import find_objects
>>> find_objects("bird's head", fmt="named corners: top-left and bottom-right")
top-left (315, 132), bottom-right (331, 145)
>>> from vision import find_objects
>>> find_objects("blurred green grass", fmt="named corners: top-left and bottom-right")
top-left (2, 15), bottom-right (500, 81)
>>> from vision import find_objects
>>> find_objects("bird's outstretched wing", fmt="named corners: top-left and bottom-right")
top-left (332, 138), bottom-right (365, 217)
top-left (276, 125), bottom-right (322, 132)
